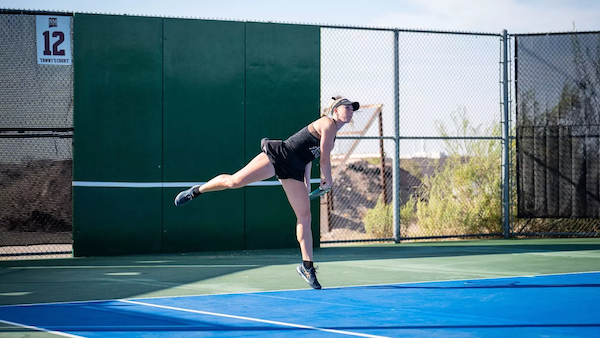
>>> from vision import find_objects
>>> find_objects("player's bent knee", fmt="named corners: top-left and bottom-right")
top-left (226, 176), bottom-right (244, 189)
top-left (297, 215), bottom-right (312, 227)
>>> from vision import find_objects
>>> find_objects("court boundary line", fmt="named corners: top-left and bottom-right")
top-left (119, 299), bottom-right (391, 338)
top-left (1, 270), bottom-right (598, 308)
top-left (0, 318), bottom-right (85, 338)
top-left (9, 264), bottom-right (260, 269)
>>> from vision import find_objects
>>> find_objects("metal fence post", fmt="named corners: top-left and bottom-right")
top-left (393, 29), bottom-right (401, 243)
top-left (502, 29), bottom-right (511, 239)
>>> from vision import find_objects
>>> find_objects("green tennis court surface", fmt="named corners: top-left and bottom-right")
top-left (1, 239), bottom-right (599, 337)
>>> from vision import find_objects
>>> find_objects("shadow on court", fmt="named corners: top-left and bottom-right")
top-left (0, 238), bottom-right (599, 307)
top-left (316, 239), bottom-right (600, 261)
top-left (359, 283), bottom-right (600, 290)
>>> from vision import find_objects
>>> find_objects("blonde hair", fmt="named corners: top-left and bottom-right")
top-left (321, 95), bottom-right (344, 117)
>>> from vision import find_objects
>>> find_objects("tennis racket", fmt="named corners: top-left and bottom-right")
top-left (309, 186), bottom-right (331, 200)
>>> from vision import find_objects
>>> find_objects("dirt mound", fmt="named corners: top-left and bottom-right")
top-left (0, 159), bottom-right (72, 232)
top-left (325, 159), bottom-right (422, 233)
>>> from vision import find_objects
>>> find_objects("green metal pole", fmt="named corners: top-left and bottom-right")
top-left (502, 30), bottom-right (511, 239)
top-left (393, 29), bottom-right (401, 243)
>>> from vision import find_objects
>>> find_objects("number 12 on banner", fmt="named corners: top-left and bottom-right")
top-left (36, 16), bottom-right (72, 65)
top-left (42, 31), bottom-right (66, 56)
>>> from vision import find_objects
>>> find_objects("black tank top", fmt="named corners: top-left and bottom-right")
top-left (284, 126), bottom-right (320, 165)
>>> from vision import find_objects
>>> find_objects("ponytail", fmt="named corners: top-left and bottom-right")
top-left (322, 95), bottom-right (343, 117)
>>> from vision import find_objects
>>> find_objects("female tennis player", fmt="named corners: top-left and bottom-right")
top-left (174, 95), bottom-right (359, 289)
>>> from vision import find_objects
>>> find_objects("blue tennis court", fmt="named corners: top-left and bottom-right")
top-left (1, 271), bottom-right (598, 337)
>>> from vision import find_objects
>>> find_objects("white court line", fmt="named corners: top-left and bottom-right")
top-left (73, 179), bottom-right (321, 188)
top-left (0, 318), bottom-right (85, 338)
top-left (10, 264), bottom-right (259, 269)
top-left (119, 299), bottom-right (391, 338)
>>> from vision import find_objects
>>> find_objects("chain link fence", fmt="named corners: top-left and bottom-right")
top-left (320, 27), bottom-right (395, 243)
top-left (512, 31), bottom-right (600, 236)
top-left (0, 12), bottom-right (74, 258)
top-left (398, 31), bottom-right (504, 241)
top-left (320, 27), bottom-right (505, 243)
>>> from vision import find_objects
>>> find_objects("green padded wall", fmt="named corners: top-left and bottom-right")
top-left (73, 14), bottom-right (163, 256)
top-left (72, 16), bottom-right (321, 255)
top-left (244, 23), bottom-right (321, 249)
top-left (161, 19), bottom-right (246, 252)
top-left (72, 188), bottom-right (162, 255)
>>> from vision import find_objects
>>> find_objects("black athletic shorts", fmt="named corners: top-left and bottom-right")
top-left (261, 138), bottom-right (306, 181)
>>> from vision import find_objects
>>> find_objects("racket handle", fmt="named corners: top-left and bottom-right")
top-left (309, 187), bottom-right (332, 200)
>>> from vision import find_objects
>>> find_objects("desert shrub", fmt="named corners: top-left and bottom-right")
top-left (409, 108), bottom-right (503, 236)
top-left (363, 196), bottom-right (393, 238)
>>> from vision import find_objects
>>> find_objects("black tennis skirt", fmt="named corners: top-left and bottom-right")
top-left (261, 138), bottom-right (306, 181)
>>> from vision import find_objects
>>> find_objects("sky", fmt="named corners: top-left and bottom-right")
top-left (3, 0), bottom-right (599, 158)
top-left (2, 0), bottom-right (600, 34)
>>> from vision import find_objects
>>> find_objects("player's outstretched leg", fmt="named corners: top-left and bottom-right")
top-left (174, 153), bottom-right (275, 206)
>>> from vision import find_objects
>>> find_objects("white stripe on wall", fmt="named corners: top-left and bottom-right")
top-left (72, 179), bottom-right (321, 188)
